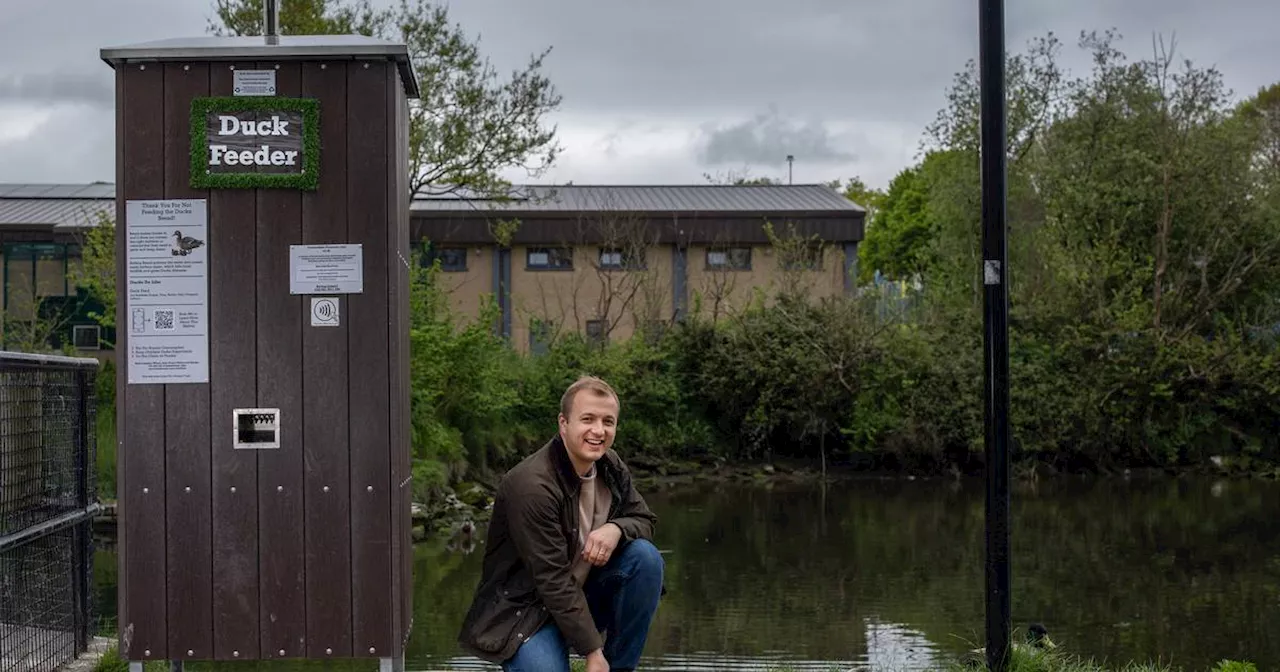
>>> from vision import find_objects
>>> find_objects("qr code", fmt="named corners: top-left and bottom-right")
top-left (154, 309), bottom-right (175, 331)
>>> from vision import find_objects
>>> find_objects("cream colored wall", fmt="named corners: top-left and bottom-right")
top-left (685, 243), bottom-right (847, 321)
top-left (408, 239), bottom-right (852, 353)
top-left (430, 245), bottom-right (493, 326)
top-left (509, 244), bottom-right (674, 352)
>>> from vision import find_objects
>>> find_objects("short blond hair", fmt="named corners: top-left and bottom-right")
top-left (560, 375), bottom-right (619, 417)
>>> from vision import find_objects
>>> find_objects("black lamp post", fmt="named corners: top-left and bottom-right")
top-left (979, 0), bottom-right (1012, 669)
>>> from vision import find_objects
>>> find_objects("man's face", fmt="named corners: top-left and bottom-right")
top-left (558, 390), bottom-right (619, 473)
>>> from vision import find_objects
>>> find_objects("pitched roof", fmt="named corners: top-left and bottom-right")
top-left (0, 183), bottom-right (115, 230)
top-left (411, 184), bottom-right (866, 214)
top-left (0, 182), bottom-right (866, 230)
top-left (0, 183), bottom-right (115, 199)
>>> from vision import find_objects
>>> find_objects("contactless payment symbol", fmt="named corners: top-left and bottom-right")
top-left (310, 297), bottom-right (340, 327)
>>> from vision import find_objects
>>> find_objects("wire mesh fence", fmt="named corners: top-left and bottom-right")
top-left (0, 351), bottom-right (99, 672)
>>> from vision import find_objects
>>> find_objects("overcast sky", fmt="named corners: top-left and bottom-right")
top-left (0, 0), bottom-right (1276, 192)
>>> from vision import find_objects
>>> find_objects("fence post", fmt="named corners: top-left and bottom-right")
top-left (75, 366), bottom-right (93, 651)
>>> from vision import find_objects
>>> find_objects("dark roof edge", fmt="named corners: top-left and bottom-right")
top-left (100, 37), bottom-right (420, 98)
top-left (411, 209), bottom-right (865, 219)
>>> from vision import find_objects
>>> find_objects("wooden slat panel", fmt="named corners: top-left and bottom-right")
top-left (162, 61), bottom-right (214, 661)
top-left (394, 78), bottom-right (414, 654)
top-left (300, 59), bottom-right (353, 660)
top-left (347, 60), bottom-right (392, 657)
top-left (209, 60), bottom-right (261, 661)
top-left (119, 61), bottom-right (168, 661)
top-left (255, 60), bottom-right (307, 659)
top-left (113, 62), bottom-right (129, 662)
top-left (385, 66), bottom-right (407, 657)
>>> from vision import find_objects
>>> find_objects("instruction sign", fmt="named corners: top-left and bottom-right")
top-left (233, 69), bottom-right (277, 96)
top-left (289, 244), bottom-right (363, 294)
top-left (125, 199), bottom-right (209, 384)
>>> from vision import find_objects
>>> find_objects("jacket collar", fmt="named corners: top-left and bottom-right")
top-left (546, 433), bottom-right (615, 492)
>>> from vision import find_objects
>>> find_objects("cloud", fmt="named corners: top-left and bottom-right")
top-left (0, 106), bottom-right (114, 183)
top-left (0, 72), bottom-right (114, 107)
top-left (695, 108), bottom-right (858, 167)
top-left (1, 0), bottom-right (1278, 192)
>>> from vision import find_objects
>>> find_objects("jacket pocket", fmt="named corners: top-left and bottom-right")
top-left (462, 594), bottom-right (522, 654)
top-left (462, 574), bottom-right (538, 654)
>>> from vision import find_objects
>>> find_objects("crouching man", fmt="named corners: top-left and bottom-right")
top-left (458, 376), bottom-right (665, 672)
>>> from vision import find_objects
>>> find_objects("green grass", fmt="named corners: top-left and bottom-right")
top-left (562, 648), bottom-right (1257, 672)
top-left (95, 405), bottom-right (116, 500)
top-left (93, 646), bottom-right (130, 672)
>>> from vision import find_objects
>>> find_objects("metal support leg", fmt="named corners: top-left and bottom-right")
top-left (129, 663), bottom-right (143, 672)
top-left (380, 657), bottom-right (404, 672)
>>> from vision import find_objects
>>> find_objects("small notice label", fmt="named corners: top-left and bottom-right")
top-left (233, 69), bottom-right (277, 96)
top-left (984, 259), bottom-right (1002, 286)
top-left (290, 244), bottom-right (363, 294)
top-left (310, 297), bottom-right (340, 327)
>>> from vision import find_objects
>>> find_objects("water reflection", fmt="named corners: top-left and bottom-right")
top-left (95, 475), bottom-right (1280, 670)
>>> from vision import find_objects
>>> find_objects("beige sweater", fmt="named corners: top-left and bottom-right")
top-left (571, 463), bottom-right (614, 586)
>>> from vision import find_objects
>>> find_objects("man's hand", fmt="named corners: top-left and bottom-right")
top-left (582, 522), bottom-right (623, 567)
top-left (585, 649), bottom-right (610, 672)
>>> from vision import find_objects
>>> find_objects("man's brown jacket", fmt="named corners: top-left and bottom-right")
top-left (456, 435), bottom-right (659, 663)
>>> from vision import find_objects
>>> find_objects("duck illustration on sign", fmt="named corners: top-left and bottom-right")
top-left (171, 230), bottom-right (205, 256)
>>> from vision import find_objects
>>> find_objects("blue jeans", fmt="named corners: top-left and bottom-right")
top-left (502, 538), bottom-right (664, 672)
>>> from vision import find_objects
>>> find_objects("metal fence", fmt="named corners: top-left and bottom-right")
top-left (0, 351), bottom-right (99, 672)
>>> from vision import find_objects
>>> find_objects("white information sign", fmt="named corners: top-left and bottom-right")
top-left (125, 199), bottom-right (209, 384)
top-left (289, 244), bottom-right (364, 294)
top-left (233, 69), bottom-right (277, 96)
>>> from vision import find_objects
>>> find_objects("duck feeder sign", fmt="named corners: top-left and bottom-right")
top-left (190, 96), bottom-right (320, 190)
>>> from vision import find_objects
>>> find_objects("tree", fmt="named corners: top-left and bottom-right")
top-left (702, 169), bottom-right (782, 185)
top-left (210, 0), bottom-right (562, 199)
top-left (0, 294), bottom-right (79, 355)
top-left (69, 212), bottom-right (117, 339)
top-left (915, 28), bottom-right (1280, 467)
top-left (855, 162), bottom-right (933, 283)
top-left (831, 177), bottom-right (885, 226)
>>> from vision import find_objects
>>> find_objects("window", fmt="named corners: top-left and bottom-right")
top-left (423, 245), bottom-right (467, 271)
top-left (529, 319), bottom-right (554, 356)
top-left (598, 247), bottom-right (646, 270)
top-left (527, 247), bottom-right (573, 270)
top-left (72, 324), bottom-right (101, 350)
top-left (585, 319), bottom-right (606, 344)
top-left (706, 246), bottom-right (751, 270)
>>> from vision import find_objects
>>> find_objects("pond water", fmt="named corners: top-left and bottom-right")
top-left (95, 475), bottom-right (1280, 670)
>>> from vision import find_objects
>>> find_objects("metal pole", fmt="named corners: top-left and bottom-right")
top-left (978, 0), bottom-right (1011, 669)
top-left (263, 0), bottom-right (280, 44)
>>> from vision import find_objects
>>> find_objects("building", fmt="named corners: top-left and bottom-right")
top-left (413, 184), bottom-right (866, 351)
top-left (0, 183), bottom-right (115, 355)
top-left (0, 182), bottom-right (866, 355)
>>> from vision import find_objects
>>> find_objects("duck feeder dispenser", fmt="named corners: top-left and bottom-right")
top-left (100, 12), bottom-right (419, 669)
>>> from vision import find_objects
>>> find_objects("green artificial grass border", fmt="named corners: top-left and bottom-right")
top-left (189, 96), bottom-right (320, 191)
